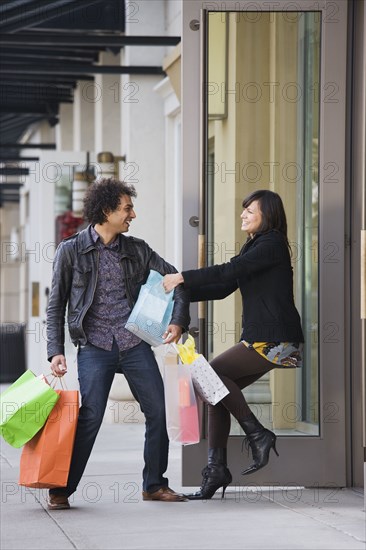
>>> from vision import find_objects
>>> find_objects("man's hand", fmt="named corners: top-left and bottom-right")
top-left (163, 324), bottom-right (182, 344)
top-left (50, 354), bottom-right (67, 377)
top-left (163, 273), bottom-right (184, 292)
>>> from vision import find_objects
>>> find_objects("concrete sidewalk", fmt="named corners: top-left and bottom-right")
top-left (1, 420), bottom-right (365, 550)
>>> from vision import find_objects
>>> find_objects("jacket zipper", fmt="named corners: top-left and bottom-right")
top-left (79, 249), bottom-right (100, 343)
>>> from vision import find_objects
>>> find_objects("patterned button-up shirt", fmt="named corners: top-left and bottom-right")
top-left (83, 226), bottom-right (141, 351)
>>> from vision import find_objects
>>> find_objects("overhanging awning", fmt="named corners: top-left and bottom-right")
top-left (0, 0), bottom-right (180, 174)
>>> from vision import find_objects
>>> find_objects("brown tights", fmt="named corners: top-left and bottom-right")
top-left (208, 342), bottom-right (274, 448)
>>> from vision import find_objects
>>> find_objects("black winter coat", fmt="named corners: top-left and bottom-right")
top-left (47, 225), bottom-right (191, 360)
top-left (182, 230), bottom-right (304, 343)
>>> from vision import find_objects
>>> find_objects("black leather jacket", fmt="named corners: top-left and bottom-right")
top-left (46, 225), bottom-right (190, 360)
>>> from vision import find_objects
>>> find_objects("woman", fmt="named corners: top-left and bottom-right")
top-left (163, 189), bottom-right (304, 500)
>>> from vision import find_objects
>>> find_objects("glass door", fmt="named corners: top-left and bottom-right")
top-left (206, 11), bottom-right (320, 440)
top-left (181, 0), bottom-right (348, 488)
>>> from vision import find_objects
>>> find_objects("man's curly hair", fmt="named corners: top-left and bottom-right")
top-left (83, 178), bottom-right (137, 225)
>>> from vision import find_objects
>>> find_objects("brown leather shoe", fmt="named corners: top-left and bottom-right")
top-left (47, 494), bottom-right (70, 510)
top-left (142, 487), bottom-right (188, 502)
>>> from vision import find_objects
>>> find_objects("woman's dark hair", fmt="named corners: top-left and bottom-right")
top-left (242, 189), bottom-right (290, 251)
top-left (83, 178), bottom-right (137, 225)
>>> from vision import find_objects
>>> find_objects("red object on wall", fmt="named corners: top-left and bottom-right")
top-left (55, 211), bottom-right (85, 245)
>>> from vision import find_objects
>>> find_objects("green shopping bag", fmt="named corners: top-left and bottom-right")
top-left (0, 370), bottom-right (60, 448)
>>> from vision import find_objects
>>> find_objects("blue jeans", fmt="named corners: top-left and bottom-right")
top-left (50, 340), bottom-right (169, 496)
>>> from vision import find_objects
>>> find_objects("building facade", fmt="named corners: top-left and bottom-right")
top-left (0, 0), bottom-right (364, 489)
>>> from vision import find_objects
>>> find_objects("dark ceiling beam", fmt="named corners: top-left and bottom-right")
top-left (0, 96), bottom-right (71, 105)
top-left (0, 114), bottom-right (36, 126)
top-left (1, 97), bottom-right (67, 105)
top-left (0, 51), bottom-right (98, 63)
top-left (0, 45), bottom-right (100, 57)
top-left (1, 96), bottom-right (64, 104)
top-left (0, 59), bottom-right (97, 69)
top-left (0, 64), bottom-right (165, 75)
top-left (1, 128), bottom-right (29, 144)
top-left (0, 73), bottom-right (93, 83)
top-left (1, 82), bottom-right (73, 92)
top-left (0, 0), bottom-right (51, 14)
top-left (0, 94), bottom-right (72, 105)
top-left (0, 113), bottom-right (20, 122)
top-left (0, 53), bottom-right (98, 64)
top-left (0, 183), bottom-right (23, 189)
top-left (0, 105), bottom-right (66, 116)
top-left (0, 0), bottom-right (104, 34)
top-left (0, 87), bottom-right (73, 99)
top-left (0, 79), bottom-right (75, 88)
top-left (0, 143), bottom-right (56, 149)
top-left (0, 104), bottom-right (65, 114)
top-left (0, 167), bottom-right (29, 176)
top-left (0, 32), bottom-right (181, 47)
top-left (0, 157), bottom-right (39, 162)
top-left (1, 107), bottom-right (65, 116)
top-left (0, 114), bottom-right (35, 123)
top-left (0, 1), bottom-right (37, 15)
top-left (0, 82), bottom-right (74, 92)
top-left (0, 116), bottom-right (47, 133)
top-left (0, 197), bottom-right (20, 205)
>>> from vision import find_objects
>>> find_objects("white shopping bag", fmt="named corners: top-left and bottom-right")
top-left (173, 336), bottom-right (230, 406)
top-left (156, 346), bottom-right (200, 445)
top-left (189, 354), bottom-right (230, 405)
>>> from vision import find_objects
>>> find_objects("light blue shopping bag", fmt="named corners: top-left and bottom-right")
top-left (125, 270), bottom-right (175, 347)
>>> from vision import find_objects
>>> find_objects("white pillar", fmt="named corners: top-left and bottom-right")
top-left (0, 200), bottom-right (20, 323)
top-left (94, 51), bottom-right (121, 154)
top-left (73, 80), bottom-right (95, 152)
top-left (55, 104), bottom-right (74, 152)
top-left (120, 0), bottom-right (166, 253)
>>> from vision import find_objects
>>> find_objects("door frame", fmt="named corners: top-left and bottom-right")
top-left (181, 0), bottom-right (349, 487)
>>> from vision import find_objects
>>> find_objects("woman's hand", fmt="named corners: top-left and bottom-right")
top-left (163, 273), bottom-right (184, 292)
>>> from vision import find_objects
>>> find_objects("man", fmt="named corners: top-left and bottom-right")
top-left (46, 178), bottom-right (190, 509)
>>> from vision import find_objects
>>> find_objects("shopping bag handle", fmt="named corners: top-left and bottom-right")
top-left (43, 372), bottom-right (68, 390)
top-left (171, 343), bottom-right (185, 364)
top-left (51, 375), bottom-right (67, 390)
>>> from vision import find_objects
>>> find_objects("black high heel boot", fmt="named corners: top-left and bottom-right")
top-left (185, 448), bottom-right (232, 500)
top-left (240, 413), bottom-right (279, 475)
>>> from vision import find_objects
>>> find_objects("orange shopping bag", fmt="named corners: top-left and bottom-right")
top-left (18, 389), bottom-right (79, 488)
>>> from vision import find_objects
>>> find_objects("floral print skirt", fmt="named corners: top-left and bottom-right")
top-left (242, 340), bottom-right (303, 368)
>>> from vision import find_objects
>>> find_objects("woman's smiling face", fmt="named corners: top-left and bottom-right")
top-left (240, 200), bottom-right (263, 237)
